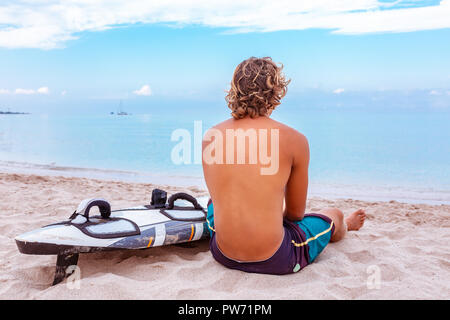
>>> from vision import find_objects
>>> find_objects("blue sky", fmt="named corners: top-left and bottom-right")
top-left (0, 0), bottom-right (449, 113)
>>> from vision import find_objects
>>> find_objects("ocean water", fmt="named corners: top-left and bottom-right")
top-left (1, 106), bottom-right (449, 204)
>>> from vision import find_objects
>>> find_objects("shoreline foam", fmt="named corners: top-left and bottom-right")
top-left (1, 160), bottom-right (449, 205)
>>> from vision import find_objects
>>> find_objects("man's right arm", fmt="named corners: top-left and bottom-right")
top-left (284, 132), bottom-right (310, 222)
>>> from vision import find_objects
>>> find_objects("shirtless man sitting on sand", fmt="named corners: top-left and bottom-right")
top-left (202, 57), bottom-right (366, 274)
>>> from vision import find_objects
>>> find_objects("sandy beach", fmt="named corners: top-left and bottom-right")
top-left (0, 171), bottom-right (448, 300)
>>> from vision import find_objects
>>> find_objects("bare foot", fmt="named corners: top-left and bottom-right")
top-left (345, 209), bottom-right (366, 231)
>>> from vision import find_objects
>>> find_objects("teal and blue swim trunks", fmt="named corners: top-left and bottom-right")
top-left (206, 200), bottom-right (335, 274)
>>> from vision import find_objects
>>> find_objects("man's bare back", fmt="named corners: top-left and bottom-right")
top-left (202, 57), bottom-right (365, 274)
top-left (202, 116), bottom-right (309, 261)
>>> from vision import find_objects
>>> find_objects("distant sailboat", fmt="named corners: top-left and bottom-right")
top-left (117, 100), bottom-right (129, 116)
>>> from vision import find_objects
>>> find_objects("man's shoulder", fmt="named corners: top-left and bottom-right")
top-left (267, 118), bottom-right (308, 145)
top-left (206, 117), bottom-right (308, 145)
top-left (210, 118), bottom-right (234, 130)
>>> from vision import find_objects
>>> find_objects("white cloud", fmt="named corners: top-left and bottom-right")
top-left (37, 86), bottom-right (49, 94)
top-left (133, 84), bottom-right (152, 96)
top-left (0, 88), bottom-right (10, 94)
top-left (61, 90), bottom-right (67, 95)
top-left (429, 90), bottom-right (440, 95)
top-left (333, 88), bottom-right (345, 94)
top-left (0, 1), bottom-right (449, 49)
top-left (14, 87), bottom-right (50, 95)
top-left (15, 88), bottom-right (35, 95)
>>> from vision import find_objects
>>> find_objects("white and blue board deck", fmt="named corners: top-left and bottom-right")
top-left (15, 190), bottom-right (210, 285)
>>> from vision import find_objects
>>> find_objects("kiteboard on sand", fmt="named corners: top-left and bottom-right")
top-left (15, 189), bottom-right (210, 285)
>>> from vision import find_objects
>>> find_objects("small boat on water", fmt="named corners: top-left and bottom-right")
top-left (117, 100), bottom-right (129, 116)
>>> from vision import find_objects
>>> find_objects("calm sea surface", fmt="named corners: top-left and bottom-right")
top-left (1, 106), bottom-right (449, 203)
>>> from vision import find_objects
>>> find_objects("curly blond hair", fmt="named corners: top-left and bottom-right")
top-left (225, 57), bottom-right (290, 119)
